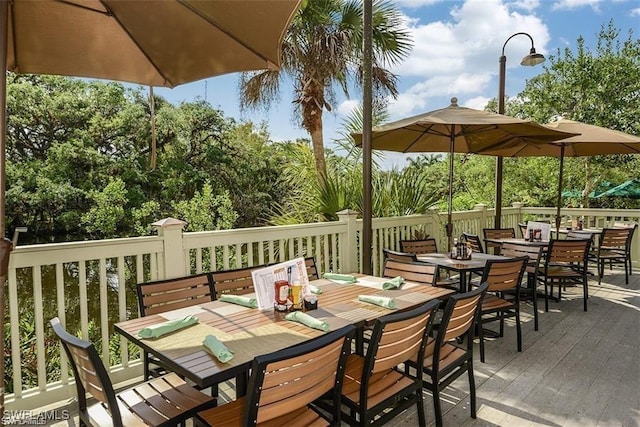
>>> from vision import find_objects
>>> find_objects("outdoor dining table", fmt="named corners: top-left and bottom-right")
top-left (416, 252), bottom-right (507, 292)
top-left (114, 274), bottom-right (454, 394)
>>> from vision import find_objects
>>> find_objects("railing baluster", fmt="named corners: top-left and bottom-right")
top-left (33, 265), bottom-right (45, 391)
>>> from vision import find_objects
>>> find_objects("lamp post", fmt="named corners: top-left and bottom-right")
top-left (495, 32), bottom-right (545, 228)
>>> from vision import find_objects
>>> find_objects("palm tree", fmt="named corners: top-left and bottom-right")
top-left (239, 0), bottom-right (411, 178)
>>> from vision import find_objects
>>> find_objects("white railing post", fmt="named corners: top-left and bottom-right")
top-left (474, 203), bottom-right (488, 231)
top-left (152, 217), bottom-right (188, 279)
top-left (337, 210), bottom-right (359, 273)
top-left (511, 202), bottom-right (524, 227)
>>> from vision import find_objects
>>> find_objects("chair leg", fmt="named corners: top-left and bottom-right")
top-left (416, 388), bottom-right (427, 427)
top-left (433, 382), bottom-right (443, 427)
top-left (531, 276), bottom-right (539, 331)
top-left (516, 308), bottom-right (522, 352)
top-left (583, 276), bottom-right (588, 312)
top-left (478, 319), bottom-right (485, 363)
top-left (544, 280), bottom-right (549, 312)
top-left (467, 361), bottom-right (477, 419)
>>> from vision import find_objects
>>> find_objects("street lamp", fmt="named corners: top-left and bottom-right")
top-left (495, 32), bottom-right (545, 228)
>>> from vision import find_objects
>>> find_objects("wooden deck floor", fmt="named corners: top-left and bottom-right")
top-left (43, 267), bottom-right (639, 426)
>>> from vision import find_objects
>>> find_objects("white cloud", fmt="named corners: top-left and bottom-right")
top-left (337, 99), bottom-right (359, 116)
top-left (393, 0), bottom-right (443, 8)
top-left (631, 8), bottom-right (640, 16)
top-left (551, 0), bottom-right (602, 12)
top-left (463, 96), bottom-right (492, 110)
top-left (386, 0), bottom-right (550, 118)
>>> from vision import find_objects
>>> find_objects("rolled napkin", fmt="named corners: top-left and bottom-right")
top-left (309, 285), bottom-right (323, 294)
top-left (203, 335), bottom-right (234, 363)
top-left (358, 294), bottom-right (397, 309)
top-left (285, 311), bottom-right (330, 332)
top-left (138, 315), bottom-right (198, 339)
top-left (382, 276), bottom-right (405, 290)
top-left (219, 294), bottom-right (258, 308)
top-left (322, 273), bottom-right (357, 284)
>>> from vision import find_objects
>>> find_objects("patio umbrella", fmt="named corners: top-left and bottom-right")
top-left (595, 179), bottom-right (640, 199)
top-left (0, 0), bottom-right (301, 412)
top-left (352, 97), bottom-right (577, 251)
top-left (486, 119), bottom-right (640, 228)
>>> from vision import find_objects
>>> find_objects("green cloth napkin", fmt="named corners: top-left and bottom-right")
top-left (309, 285), bottom-right (323, 294)
top-left (219, 294), bottom-right (258, 308)
top-left (138, 315), bottom-right (198, 339)
top-left (285, 311), bottom-right (330, 332)
top-left (382, 276), bottom-right (405, 290)
top-left (322, 273), bottom-right (357, 284)
top-left (358, 295), bottom-right (397, 309)
top-left (203, 335), bottom-right (234, 363)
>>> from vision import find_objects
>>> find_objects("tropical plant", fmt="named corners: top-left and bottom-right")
top-left (239, 0), bottom-right (412, 178)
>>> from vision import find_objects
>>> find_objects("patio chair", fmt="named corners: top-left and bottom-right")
top-left (405, 283), bottom-right (488, 427)
top-left (382, 248), bottom-right (418, 262)
top-left (462, 232), bottom-right (484, 253)
top-left (210, 265), bottom-right (261, 298)
top-left (196, 325), bottom-right (355, 426)
top-left (400, 238), bottom-right (439, 254)
top-left (334, 299), bottom-right (440, 426)
top-left (596, 226), bottom-right (636, 285)
top-left (483, 227), bottom-right (516, 254)
top-left (500, 243), bottom-right (545, 331)
top-left (518, 223), bottom-right (528, 238)
top-left (50, 317), bottom-right (215, 427)
top-left (537, 239), bottom-right (591, 312)
top-left (383, 258), bottom-right (437, 286)
top-left (477, 256), bottom-right (528, 363)
top-left (136, 273), bottom-right (214, 380)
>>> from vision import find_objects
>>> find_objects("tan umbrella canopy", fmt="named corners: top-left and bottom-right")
top-left (352, 98), bottom-right (577, 250)
top-left (486, 118), bottom-right (640, 229)
top-left (6, 0), bottom-right (300, 88)
top-left (0, 0), bottom-right (301, 412)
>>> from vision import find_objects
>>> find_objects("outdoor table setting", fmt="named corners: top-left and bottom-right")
top-left (416, 252), bottom-right (507, 292)
top-left (114, 270), bottom-right (453, 395)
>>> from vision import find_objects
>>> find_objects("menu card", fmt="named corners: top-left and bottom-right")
top-left (525, 221), bottom-right (551, 241)
top-left (251, 258), bottom-right (310, 310)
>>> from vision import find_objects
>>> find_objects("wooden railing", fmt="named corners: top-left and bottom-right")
top-left (4, 206), bottom-right (639, 410)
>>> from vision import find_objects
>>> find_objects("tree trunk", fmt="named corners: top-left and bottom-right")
top-left (309, 112), bottom-right (326, 179)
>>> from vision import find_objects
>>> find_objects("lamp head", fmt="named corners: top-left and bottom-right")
top-left (520, 47), bottom-right (545, 66)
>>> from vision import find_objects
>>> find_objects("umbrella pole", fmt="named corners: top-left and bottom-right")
top-left (446, 129), bottom-right (455, 251)
top-left (361, 0), bottom-right (373, 274)
top-left (1, 0), bottom-right (10, 419)
top-left (555, 145), bottom-right (565, 231)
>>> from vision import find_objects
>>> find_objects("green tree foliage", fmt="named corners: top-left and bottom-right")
top-left (491, 21), bottom-right (640, 209)
top-left (172, 185), bottom-right (238, 232)
top-left (239, 0), bottom-right (411, 177)
top-left (5, 75), bottom-right (293, 242)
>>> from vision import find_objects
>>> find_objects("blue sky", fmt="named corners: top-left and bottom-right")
top-left (153, 0), bottom-right (639, 168)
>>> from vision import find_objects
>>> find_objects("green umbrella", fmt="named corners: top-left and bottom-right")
top-left (595, 179), bottom-right (640, 199)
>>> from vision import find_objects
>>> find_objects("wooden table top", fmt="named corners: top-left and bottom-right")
top-left (416, 252), bottom-right (506, 272)
top-left (115, 274), bottom-right (454, 389)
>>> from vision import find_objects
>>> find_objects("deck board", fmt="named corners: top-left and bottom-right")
top-left (40, 267), bottom-right (639, 426)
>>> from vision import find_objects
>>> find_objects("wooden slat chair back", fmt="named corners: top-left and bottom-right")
top-left (406, 283), bottom-right (488, 427)
top-left (400, 238), bottom-right (438, 254)
top-left (483, 228), bottom-right (516, 254)
top-left (597, 227), bottom-right (635, 285)
top-left (210, 266), bottom-right (260, 298)
top-left (462, 232), bottom-right (484, 253)
top-left (539, 239), bottom-right (591, 312)
top-left (518, 223), bottom-right (527, 238)
top-left (338, 299), bottom-right (440, 426)
top-left (382, 248), bottom-right (418, 262)
top-left (50, 318), bottom-right (214, 427)
top-left (383, 259), bottom-right (437, 286)
top-left (500, 243), bottom-right (544, 330)
top-left (137, 273), bottom-right (214, 316)
top-left (305, 256), bottom-right (320, 280)
top-left (477, 256), bottom-right (528, 362)
top-left (197, 325), bottom-right (355, 426)
top-left (136, 273), bottom-right (214, 380)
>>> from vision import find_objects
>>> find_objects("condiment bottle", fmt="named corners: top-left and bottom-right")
top-left (274, 280), bottom-right (290, 312)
